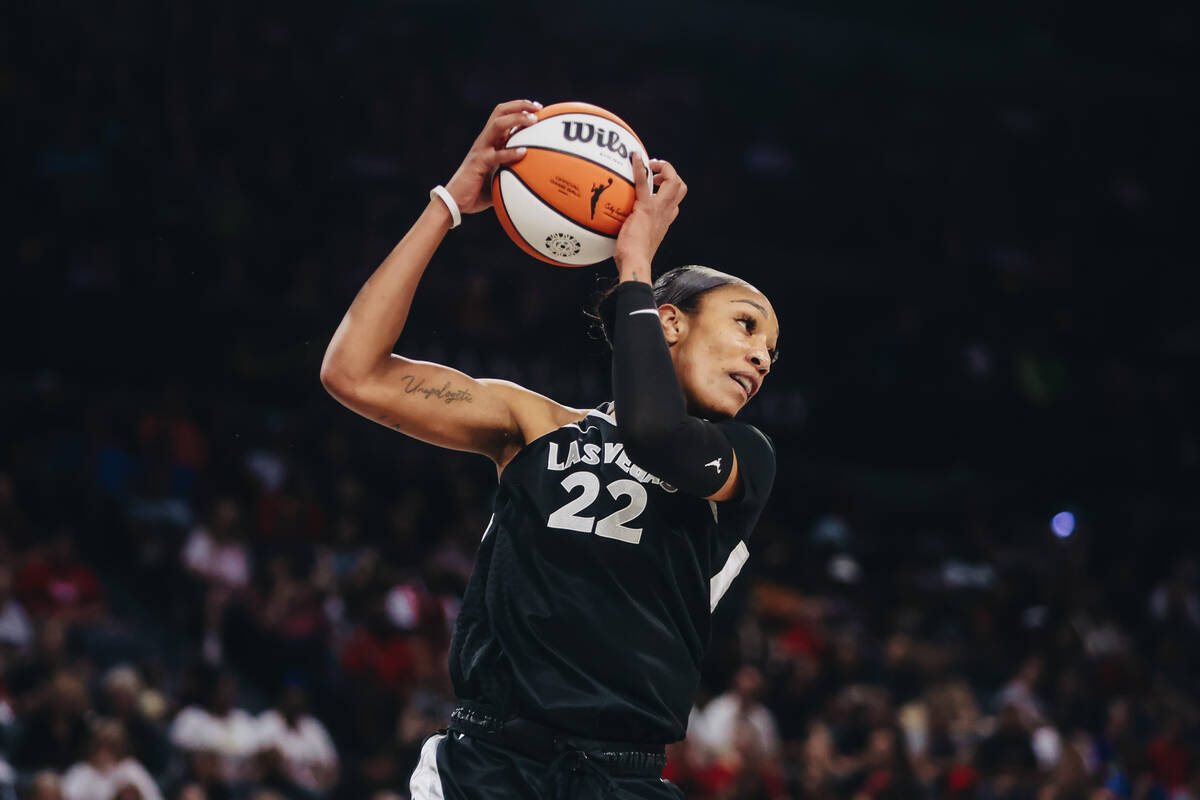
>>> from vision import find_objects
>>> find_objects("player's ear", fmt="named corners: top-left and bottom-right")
top-left (659, 304), bottom-right (687, 344)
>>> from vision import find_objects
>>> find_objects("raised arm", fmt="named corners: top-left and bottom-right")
top-left (320, 100), bottom-right (566, 466)
top-left (611, 155), bottom-right (750, 503)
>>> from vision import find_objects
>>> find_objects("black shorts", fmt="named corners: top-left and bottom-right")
top-left (409, 709), bottom-right (684, 800)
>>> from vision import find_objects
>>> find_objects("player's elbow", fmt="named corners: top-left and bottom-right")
top-left (622, 437), bottom-right (701, 496)
top-left (319, 353), bottom-right (357, 400)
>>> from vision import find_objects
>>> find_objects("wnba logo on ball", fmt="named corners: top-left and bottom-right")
top-left (562, 122), bottom-right (635, 160)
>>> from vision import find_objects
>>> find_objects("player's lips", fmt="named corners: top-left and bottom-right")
top-left (729, 373), bottom-right (759, 400)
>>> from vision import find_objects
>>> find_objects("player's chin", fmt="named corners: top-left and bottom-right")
top-left (704, 392), bottom-right (745, 420)
top-left (687, 384), bottom-right (744, 419)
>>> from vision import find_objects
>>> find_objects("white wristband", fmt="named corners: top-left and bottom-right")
top-left (430, 185), bottom-right (462, 229)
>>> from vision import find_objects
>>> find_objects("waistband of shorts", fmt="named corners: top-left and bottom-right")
top-left (448, 702), bottom-right (667, 777)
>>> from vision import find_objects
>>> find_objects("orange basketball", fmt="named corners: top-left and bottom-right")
top-left (492, 102), bottom-right (648, 267)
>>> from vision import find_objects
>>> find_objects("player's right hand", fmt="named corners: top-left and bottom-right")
top-left (613, 153), bottom-right (687, 279)
top-left (445, 100), bottom-right (542, 215)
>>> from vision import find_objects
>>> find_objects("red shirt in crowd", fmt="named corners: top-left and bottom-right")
top-left (16, 558), bottom-right (103, 622)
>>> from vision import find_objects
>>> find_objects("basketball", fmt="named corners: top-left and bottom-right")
top-left (492, 102), bottom-right (649, 267)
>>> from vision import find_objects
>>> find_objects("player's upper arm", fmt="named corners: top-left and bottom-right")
top-left (320, 355), bottom-right (567, 466)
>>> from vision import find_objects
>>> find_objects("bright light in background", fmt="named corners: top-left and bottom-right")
top-left (1051, 511), bottom-right (1075, 539)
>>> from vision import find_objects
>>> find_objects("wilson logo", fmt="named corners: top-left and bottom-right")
top-left (562, 122), bottom-right (635, 160)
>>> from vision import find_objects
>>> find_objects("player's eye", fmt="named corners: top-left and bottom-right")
top-left (736, 316), bottom-right (756, 333)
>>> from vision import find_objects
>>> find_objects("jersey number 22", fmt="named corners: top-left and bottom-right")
top-left (547, 472), bottom-right (647, 544)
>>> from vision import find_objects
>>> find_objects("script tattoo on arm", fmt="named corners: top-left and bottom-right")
top-left (398, 375), bottom-right (475, 405)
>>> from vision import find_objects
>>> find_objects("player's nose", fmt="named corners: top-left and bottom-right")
top-left (748, 345), bottom-right (771, 376)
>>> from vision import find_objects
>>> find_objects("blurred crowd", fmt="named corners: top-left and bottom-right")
top-left (4, 0), bottom-right (1197, 798)
top-left (0, 372), bottom-right (1196, 800)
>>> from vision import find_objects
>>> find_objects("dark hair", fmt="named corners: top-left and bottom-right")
top-left (591, 265), bottom-right (757, 347)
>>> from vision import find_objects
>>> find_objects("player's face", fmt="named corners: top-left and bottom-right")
top-left (666, 283), bottom-right (779, 418)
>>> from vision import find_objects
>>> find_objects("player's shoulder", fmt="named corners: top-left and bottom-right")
top-left (714, 419), bottom-right (776, 512)
top-left (480, 379), bottom-right (591, 459)
top-left (583, 400), bottom-right (618, 427)
top-left (715, 418), bottom-right (776, 460)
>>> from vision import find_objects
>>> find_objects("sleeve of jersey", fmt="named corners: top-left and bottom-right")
top-left (612, 280), bottom-right (736, 497)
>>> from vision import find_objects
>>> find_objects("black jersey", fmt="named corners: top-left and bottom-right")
top-left (448, 402), bottom-right (775, 745)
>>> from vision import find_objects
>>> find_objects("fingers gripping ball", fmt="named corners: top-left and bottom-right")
top-left (492, 102), bottom-right (649, 267)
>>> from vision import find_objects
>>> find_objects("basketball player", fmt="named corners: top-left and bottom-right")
top-left (320, 100), bottom-right (779, 799)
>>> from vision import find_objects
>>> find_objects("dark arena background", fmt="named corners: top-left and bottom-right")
top-left (2, 1), bottom-right (1197, 798)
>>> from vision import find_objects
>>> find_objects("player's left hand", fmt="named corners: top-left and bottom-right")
top-left (445, 100), bottom-right (542, 215)
top-left (614, 153), bottom-right (687, 280)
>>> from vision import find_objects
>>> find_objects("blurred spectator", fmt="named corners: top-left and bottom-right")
top-left (26, 771), bottom-right (63, 800)
top-left (1148, 561), bottom-right (1200, 632)
top-left (689, 666), bottom-right (789, 799)
top-left (97, 665), bottom-right (169, 778)
top-left (995, 656), bottom-right (1048, 730)
top-left (1174, 770), bottom-right (1200, 800)
top-left (1093, 698), bottom-right (1135, 774)
top-left (1036, 735), bottom-right (1092, 800)
top-left (977, 703), bottom-right (1038, 799)
top-left (909, 681), bottom-right (982, 789)
top-left (126, 464), bottom-right (195, 547)
top-left (662, 738), bottom-right (706, 800)
top-left (339, 594), bottom-right (420, 698)
top-left (854, 725), bottom-right (919, 800)
top-left (0, 757), bottom-right (14, 800)
top-left (172, 785), bottom-right (206, 800)
top-left (253, 476), bottom-right (325, 543)
top-left (136, 385), bottom-right (208, 493)
top-left (16, 531), bottom-right (104, 624)
top-left (0, 566), bottom-right (33, 655)
top-left (61, 719), bottom-right (163, 800)
top-left (693, 666), bottom-right (783, 764)
top-left (169, 670), bottom-right (259, 788)
top-left (1146, 717), bottom-right (1191, 795)
top-left (254, 684), bottom-right (338, 795)
top-left (827, 634), bottom-right (874, 694)
top-left (181, 498), bottom-right (251, 665)
top-left (797, 721), bottom-right (852, 799)
top-left (14, 670), bottom-right (91, 771)
top-left (879, 634), bottom-right (923, 707)
top-left (246, 556), bottom-right (329, 689)
top-left (182, 500), bottom-right (251, 595)
top-left (3, 618), bottom-right (69, 709)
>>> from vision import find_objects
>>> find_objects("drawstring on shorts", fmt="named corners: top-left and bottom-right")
top-left (447, 702), bottom-right (666, 799)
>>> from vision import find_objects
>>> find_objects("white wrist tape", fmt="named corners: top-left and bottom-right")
top-left (430, 185), bottom-right (462, 228)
